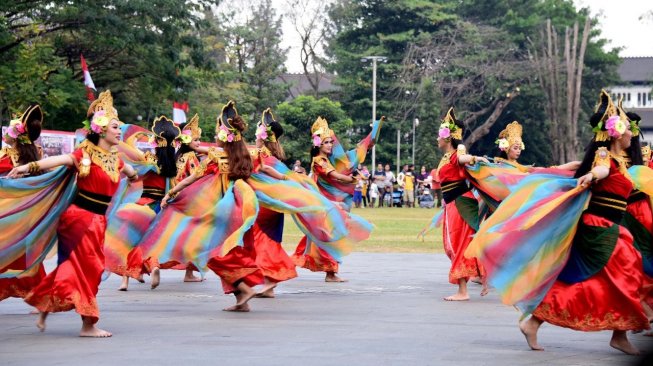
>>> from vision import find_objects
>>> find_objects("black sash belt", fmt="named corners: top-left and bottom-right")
top-left (627, 190), bottom-right (647, 204)
top-left (586, 192), bottom-right (627, 223)
top-left (441, 180), bottom-right (470, 203)
top-left (142, 187), bottom-right (165, 200)
top-left (73, 189), bottom-right (112, 215)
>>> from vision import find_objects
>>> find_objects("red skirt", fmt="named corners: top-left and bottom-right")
top-left (443, 192), bottom-right (485, 284)
top-left (626, 199), bottom-right (653, 308)
top-left (0, 257), bottom-right (46, 301)
top-left (292, 236), bottom-right (339, 273)
top-left (207, 232), bottom-right (263, 294)
top-left (24, 204), bottom-right (107, 322)
top-left (533, 214), bottom-right (649, 331)
top-left (250, 208), bottom-right (297, 282)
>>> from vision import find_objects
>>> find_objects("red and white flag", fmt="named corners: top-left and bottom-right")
top-left (80, 54), bottom-right (96, 102)
top-left (173, 101), bottom-right (189, 124)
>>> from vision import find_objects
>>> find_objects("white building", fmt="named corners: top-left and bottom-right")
top-left (609, 57), bottom-right (653, 137)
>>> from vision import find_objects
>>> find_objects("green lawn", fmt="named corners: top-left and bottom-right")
top-left (281, 207), bottom-right (443, 253)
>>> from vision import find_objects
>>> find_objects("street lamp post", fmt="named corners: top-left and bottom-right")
top-left (396, 128), bottom-right (401, 176)
top-left (412, 118), bottom-right (419, 165)
top-left (361, 56), bottom-right (387, 170)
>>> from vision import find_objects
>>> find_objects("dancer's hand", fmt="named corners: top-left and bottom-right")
top-left (475, 156), bottom-right (489, 164)
top-left (577, 173), bottom-right (593, 188)
top-left (7, 165), bottom-right (28, 178)
top-left (161, 194), bottom-right (170, 208)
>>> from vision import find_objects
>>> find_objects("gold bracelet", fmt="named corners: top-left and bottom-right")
top-left (470, 156), bottom-right (476, 165)
top-left (127, 173), bottom-right (138, 181)
top-left (168, 191), bottom-right (178, 199)
top-left (28, 161), bottom-right (40, 173)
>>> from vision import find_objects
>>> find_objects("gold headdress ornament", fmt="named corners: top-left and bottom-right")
top-left (151, 115), bottom-right (181, 148)
top-left (311, 116), bottom-right (334, 146)
top-left (496, 121), bottom-right (524, 151)
top-left (642, 143), bottom-right (651, 163)
top-left (592, 90), bottom-right (628, 142)
top-left (4, 104), bottom-right (43, 145)
top-left (216, 100), bottom-right (242, 142)
top-left (439, 107), bottom-right (463, 140)
top-left (257, 108), bottom-right (277, 142)
top-left (84, 90), bottom-right (120, 134)
top-left (179, 113), bottom-right (201, 144)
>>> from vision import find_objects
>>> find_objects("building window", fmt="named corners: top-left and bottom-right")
top-left (644, 93), bottom-right (648, 107)
top-left (638, 93), bottom-right (641, 106)
top-left (628, 93), bottom-right (631, 102)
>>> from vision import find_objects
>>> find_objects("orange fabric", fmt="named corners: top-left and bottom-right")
top-left (249, 207), bottom-right (297, 282)
top-left (207, 232), bottom-right (263, 294)
top-left (292, 236), bottom-right (339, 273)
top-left (533, 213), bottom-right (648, 331)
top-left (0, 256), bottom-right (45, 301)
top-left (442, 191), bottom-right (485, 284)
top-left (24, 205), bottom-right (107, 322)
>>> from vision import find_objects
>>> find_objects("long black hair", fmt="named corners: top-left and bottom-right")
top-left (174, 121), bottom-right (195, 161)
top-left (574, 108), bottom-right (611, 178)
top-left (264, 121), bottom-right (286, 160)
top-left (625, 111), bottom-right (643, 166)
top-left (155, 136), bottom-right (177, 178)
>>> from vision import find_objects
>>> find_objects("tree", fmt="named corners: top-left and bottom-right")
top-left (275, 95), bottom-right (353, 164)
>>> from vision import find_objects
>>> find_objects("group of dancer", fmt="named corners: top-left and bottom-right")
top-left (2, 87), bottom-right (652, 356)
top-left (0, 91), bottom-right (378, 337)
top-left (432, 90), bottom-right (653, 355)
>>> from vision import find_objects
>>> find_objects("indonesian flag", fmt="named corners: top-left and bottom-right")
top-left (80, 54), bottom-right (96, 102)
top-left (173, 101), bottom-right (189, 124)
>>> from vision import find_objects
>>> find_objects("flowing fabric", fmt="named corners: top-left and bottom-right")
top-left (137, 175), bottom-right (258, 273)
top-left (0, 167), bottom-right (76, 278)
top-left (465, 174), bottom-right (590, 316)
top-left (628, 165), bottom-right (653, 196)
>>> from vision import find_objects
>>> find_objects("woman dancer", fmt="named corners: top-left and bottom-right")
top-left (435, 107), bottom-right (488, 301)
top-left (115, 115), bottom-right (180, 291)
top-left (250, 108), bottom-right (298, 297)
top-left (156, 101), bottom-right (269, 312)
top-left (8, 90), bottom-right (137, 337)
top-left (292, 117), bottom-right (359, 282)
top-left (0, 104), bottom-right (46, 302)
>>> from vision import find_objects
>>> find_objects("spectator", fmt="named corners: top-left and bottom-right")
top-left (353, 178), bottom-right (364, 208)
top-left (383, 163), bottom-right (396, 207)
top-left (383, 185), bottom-right (393, 207)
top-left (293, 159), bottom-right (307, 174)
top-left (429, 167), bottom-right (443, 208)
top-left (373, 163), bottom-right (386, 207)
top-left (369, 181), bottom-right (379, 208)
top-left (403, 168), bottom-right (415, 208)
top-left (359, 164), bottom-right (370, 207)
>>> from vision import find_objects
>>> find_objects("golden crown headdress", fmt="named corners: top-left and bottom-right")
top-left (311, 117), bottom-right (334, 139)
top-left (592, 90), bottom-right (628, 142)
top-left (618, 97), bottom-right (641, 137)
top-left (87, 90), bottom-right (119, 121)
top-left (642, 144), bottom-right (651, 162)
top-left (5, 104), bottom-right (43, 144)
top-left (151, 115), bottom-right (181, 148)
top-left (439, 107), bottom-right (463, 140)
top-left (216, 100), bottom-right (242, 142)
top-left (497, 121), bottom-right (524, 150)
top-left (180, 113), bottom-right (202, 143)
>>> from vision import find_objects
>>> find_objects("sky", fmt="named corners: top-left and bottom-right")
top-left (273, 0), bottom-right (653, 73)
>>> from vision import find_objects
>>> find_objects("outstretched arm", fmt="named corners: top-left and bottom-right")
top-left (161, 172), bottom-right (201, 207)
top-left (260, 164), bottom-right (287, 181)
top-left (7, 154), bottom-right (74, 178)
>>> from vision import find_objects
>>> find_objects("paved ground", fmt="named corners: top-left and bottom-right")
top-left (1, 253), bottom-right (650, 365)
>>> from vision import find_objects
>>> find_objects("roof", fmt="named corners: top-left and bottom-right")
top-left (277, 73), bottom-right (340, 100)
top-left (618, 57), bottom-right (653, 83)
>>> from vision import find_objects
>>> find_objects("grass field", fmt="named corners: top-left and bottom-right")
top-left (281, 206), bottom-right (444, 253)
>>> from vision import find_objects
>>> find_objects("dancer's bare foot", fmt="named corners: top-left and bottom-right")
top-left (255, 282), bottom-right (278, 298)
top-left (234, 283), bottom-right (256, 306)
top-left (519, 317), bottom-right (544, 351)
top-left (480, 279), bottom-right (489, 296)
top-left (36, 312), bottom-right (48, 332)
top-left (470, 277), bottom-right (482, 285)
top-left (79, 324), bottom-right (112, 338)
top-left (183, 270), bottom-right (202, 282)
top-left (118, 275), bottom-right (129, 291)
top-left (610, 331), bottom-right (640, 355)
top-left (136, 274), bottom-right (145, 283)
top-left (223, 303), bottom-right (251, 312)
top-left (325, 272), bottom-right (347, 282)
top-left (443, 293), bottom-right (469, 301)
top-left (150, 267), bottom-right (160, 290)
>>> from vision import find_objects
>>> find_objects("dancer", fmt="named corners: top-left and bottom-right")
top-left (250, 108), bottom-right (297, 297)
top-left (468, 91), bottom-right (650, 354)
top-left (154, 101), bottom-right (268, 312)
top-left (292, 117), bottom-right (367, 282)
top-left (0, 104), bottom-right (46, 302)
top-left (435, 107), bottom-right (488, 301)
top-left (113, 115), bottom-right (180, 291)
top-left (8, 90), bottom-right (137, 337)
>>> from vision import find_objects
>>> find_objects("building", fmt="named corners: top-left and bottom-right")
top-left (609, 56), bottom-right (653, 137)
top-left (277, 72), bottom-right (340, 101)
